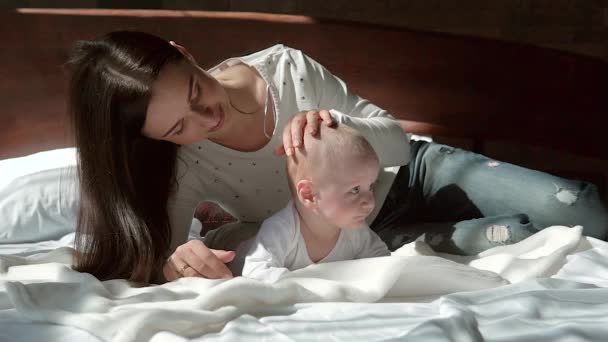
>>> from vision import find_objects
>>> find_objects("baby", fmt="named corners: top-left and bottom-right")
top-left (242, 123), bottom-right (390, 282)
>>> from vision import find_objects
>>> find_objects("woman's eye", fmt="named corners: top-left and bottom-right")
top-left (349, 186), bottom-right (360, 194)
top-left (174, 120), bottom-right (184, 135)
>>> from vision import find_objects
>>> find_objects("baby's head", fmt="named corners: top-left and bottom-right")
top-left (287, 124), bottom-right (380, 229)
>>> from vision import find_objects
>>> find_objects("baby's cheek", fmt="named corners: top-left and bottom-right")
top-left (318, 203), bottom-right (337, 218)
top-left (317, 199), bottom-right (340, 217)
top-left (326, 202), bottom-right (352, 222)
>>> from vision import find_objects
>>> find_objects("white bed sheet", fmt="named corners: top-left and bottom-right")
top-left (1, 225), bottom-right (607, 342)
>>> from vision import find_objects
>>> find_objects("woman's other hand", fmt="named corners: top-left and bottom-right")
top-left (273, 109), bottom-right (334, 156)
top-left (163, 240), bottom-right (235, 281)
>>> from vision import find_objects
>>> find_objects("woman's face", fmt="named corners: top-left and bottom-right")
top-left (142, 60), bottom-right (231, 145)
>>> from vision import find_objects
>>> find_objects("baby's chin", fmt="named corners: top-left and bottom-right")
top-left (340, 218), bottom-right (368, 230)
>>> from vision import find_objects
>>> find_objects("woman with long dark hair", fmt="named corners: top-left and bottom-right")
top-left (66, 31), bottom-right (608, 285)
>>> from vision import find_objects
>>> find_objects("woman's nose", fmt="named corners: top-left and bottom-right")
top-left (190, 106), bottom-right (215, 126)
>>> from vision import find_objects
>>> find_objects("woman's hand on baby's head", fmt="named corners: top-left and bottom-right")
top-left (273, 109), bottom-right (334, 156)
top-left (163, 239), bottom-right (236, 281)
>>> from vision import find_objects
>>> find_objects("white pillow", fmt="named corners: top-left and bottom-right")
top-left (0, 147), bottom-right (203, 245)
top-left (0, 148), bottom-right (79, 243)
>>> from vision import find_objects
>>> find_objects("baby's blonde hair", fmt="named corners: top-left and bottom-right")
top-left (286, 124), bottom-right (378, 195)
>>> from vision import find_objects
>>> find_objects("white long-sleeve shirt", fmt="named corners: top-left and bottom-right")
top-left (242, 201), bottom-right (390, 283)
top-left (168, 44), bottom-right (410, 252)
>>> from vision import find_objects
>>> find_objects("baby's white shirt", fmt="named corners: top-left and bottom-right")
top-left (167, 44), bottom-right (411, 252)
top-left (242, 201), bottom-right (390, 283)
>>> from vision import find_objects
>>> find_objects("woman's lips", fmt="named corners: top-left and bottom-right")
top-left (208, 105), bottom-right (224, 133)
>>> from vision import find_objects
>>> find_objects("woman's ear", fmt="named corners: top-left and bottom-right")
top-left (169, 40), bottom-right (197, 64)
top-left (296, 179), bottom-right (316, 209)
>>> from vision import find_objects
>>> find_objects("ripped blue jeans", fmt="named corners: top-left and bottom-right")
top-left (371, 140), bottom-right (608, 255)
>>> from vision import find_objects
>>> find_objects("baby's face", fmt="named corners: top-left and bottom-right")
top-left (315, 155), bottom-right (380, 229)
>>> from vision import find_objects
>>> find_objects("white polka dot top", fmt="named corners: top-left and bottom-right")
top-left (168, 45), bottom-right (411, 251)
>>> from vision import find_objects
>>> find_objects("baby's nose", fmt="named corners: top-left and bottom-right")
top-left (361, 192), bottom-right (375, 211)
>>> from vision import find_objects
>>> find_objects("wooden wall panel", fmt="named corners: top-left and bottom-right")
top-left (1, 9), bottom-right (607, 164)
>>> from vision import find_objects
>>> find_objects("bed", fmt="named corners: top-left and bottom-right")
top-left (2, 8), bottom-right (608, 342)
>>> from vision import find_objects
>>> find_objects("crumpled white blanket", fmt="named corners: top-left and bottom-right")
top-left (0, 225), bottom-right (597, 342)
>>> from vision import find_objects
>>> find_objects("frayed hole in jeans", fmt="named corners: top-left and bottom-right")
top-left (554, 188), bottom-right (578, 205)
top-left (428, 234), bottom-right (444, 245)
top-left (517, 214), bottom-right (530, 225)
top-left (438, 146), bottom-right (455, 154)
top-left (485, 225), bottom-right (510, 243)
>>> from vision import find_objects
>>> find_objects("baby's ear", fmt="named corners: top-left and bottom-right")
top-left (296, 179), bottom-right (316, 209)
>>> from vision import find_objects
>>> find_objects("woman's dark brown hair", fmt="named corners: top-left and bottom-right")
top-left (66, 31), bottom-right (184, 284)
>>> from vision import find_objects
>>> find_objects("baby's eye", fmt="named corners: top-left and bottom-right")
top-left (349, 186), bottom-right (360, 194)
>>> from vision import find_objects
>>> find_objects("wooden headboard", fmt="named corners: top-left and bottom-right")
top-left (2, 9), bottom-right (607, 165)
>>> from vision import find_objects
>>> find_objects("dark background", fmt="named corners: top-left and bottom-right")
top-left (2, 0), bottom-right (607, 196)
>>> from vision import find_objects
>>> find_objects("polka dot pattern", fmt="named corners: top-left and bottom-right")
top-left (179, 45), bottom-right (330, 224)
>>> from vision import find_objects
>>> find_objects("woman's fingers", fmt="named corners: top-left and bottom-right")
top-left (212, 249), bottom-right (236, 263)
top-left (318, 109), bottom-right (333, 127)
top-left (163, 256), bottom-right (180, 281)
top-left (187, 241), bottom-right (234, 279)
top-left (282, 117), bottom-right (296, 156)
top-left (163, 253), bottom-right (202, 281)
top-left (284, 111), bottom-right (316, 155)
top-left (273, 144), bottom-right (286, 156)
top-left (180, 264), bottom-right (205, 278)
top-left (290, 113), bottom-right (307, 149)
top-left (307, 109), bottom-right (333, 136)
top-left (166, 240), bottom-right (234, 280)
top-left (305, 110), bottom-right (321, 135)
top-left (278, 110), bottom-right (335, 156)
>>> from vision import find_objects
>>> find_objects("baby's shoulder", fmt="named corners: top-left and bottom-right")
top-left (259, 203), bottom-right (298, 237)
top-left (341, 226), bottom-right (374, 245)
